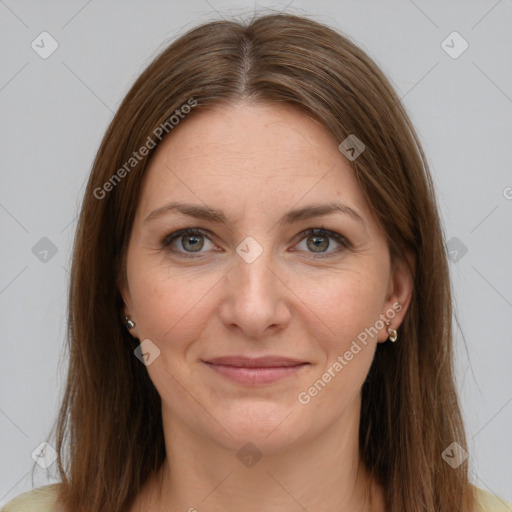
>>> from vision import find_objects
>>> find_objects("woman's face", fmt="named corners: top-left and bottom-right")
top-left (122, 102), bottom-right (411, 452)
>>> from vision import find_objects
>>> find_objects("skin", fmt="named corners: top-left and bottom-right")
top-left (122, 102), bottom-right (413, 512)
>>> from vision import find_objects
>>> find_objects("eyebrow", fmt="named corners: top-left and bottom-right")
top-left (144, 201), bottom-right (365, 226)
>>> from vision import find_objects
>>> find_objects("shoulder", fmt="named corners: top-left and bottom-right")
top-left (474, 487), bottom-right (512, 512)
top-left (1, 484), bottom-right (508, 512)
top-left (1, 484), bottom-right (62, 512)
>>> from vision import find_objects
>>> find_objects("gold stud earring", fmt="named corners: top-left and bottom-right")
top-left (386, 321), bottom-right (398, 342)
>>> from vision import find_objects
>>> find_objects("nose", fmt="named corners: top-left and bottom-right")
top-left (218, 249), bottom-right (292, 339)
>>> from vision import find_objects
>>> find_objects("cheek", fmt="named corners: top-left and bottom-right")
top-left (128, 261), bottom-right (222, 350)
top-left (294, 266), bottom-right (387, 349)
top-left (294, 271), bottom-right (386, 415)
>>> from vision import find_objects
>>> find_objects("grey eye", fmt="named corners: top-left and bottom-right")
top-left (163, 228), bottom-right (215, 255)
top-left (293, 227), bottom-right (349, 257)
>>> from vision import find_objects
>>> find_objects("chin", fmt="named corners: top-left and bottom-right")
top-left (205, 399), bottom-right (307, 454)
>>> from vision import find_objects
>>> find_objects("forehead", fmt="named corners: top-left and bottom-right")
top-left (136, 102), bottom-right (372, 222)
top-left (152, 102), bottom-right (338, 172)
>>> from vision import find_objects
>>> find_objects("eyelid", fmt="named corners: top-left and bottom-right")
top-left (296, 227), bottom-right (350, 246)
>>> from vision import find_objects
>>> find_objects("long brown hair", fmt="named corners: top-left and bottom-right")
top-left (54, 12), bottom-right (475, 512)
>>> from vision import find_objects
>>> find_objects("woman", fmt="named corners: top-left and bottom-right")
top-left (2, 12), bottom-right (509, 512)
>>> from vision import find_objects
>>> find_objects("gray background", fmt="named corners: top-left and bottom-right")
top-left (1, 0), bottom-right (511, 506)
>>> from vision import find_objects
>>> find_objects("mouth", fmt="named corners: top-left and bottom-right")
top-left (202, 356), bottom-right (310, 386)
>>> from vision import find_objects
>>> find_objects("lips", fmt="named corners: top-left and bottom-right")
top-left (204, 356), bottom-right (306, 368)
top-left (202, 356), bottom-right (309, 385)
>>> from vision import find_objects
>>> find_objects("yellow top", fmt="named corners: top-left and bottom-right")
top-left (1, 483), bottom-right (511, 511)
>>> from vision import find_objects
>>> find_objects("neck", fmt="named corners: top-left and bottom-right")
top-left (135, 398), bottom-right (385, 512)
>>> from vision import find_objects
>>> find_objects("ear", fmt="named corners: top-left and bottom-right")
top-left (377, 250), bottom-right (414, 343)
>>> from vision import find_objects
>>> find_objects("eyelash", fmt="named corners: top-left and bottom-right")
top-left (161, 227), bottom-right (351, 259)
